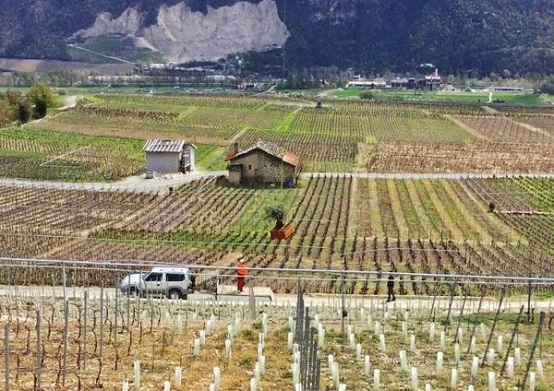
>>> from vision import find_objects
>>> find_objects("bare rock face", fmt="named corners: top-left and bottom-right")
top-left (73, 0), bottom-right (290, 63)
top-left (76, 8), bottom-right (144, 38)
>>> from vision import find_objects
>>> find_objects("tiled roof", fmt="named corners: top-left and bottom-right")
top-left (226, 140), bottom-right (300, 167)
top-left (143, 139), bottom-right (186, 153)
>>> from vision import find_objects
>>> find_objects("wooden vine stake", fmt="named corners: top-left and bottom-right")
top-left (520, 311), bottom-right (545, 390)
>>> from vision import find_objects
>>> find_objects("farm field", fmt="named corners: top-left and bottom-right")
top-left (329, 87), bottom-right (542, 105)
top-left (1, 175), bottom-right (552, 296)
top-left (0, 281), bottom-right (553, 390)
top-left (0, 127), bottom-right (227, 181)
top-left (27, 93), bottom-right (554, 174)
top-left (0, 91), bottom-right (554, 390)
top-left (0, 93), bottom-right (552, 292)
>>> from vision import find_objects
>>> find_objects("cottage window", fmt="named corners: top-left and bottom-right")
top-left (248, 165), bottom-right (252, 170)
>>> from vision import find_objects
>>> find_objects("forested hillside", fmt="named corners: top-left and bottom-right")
top-left (0, 0), bottom-right (552, 74)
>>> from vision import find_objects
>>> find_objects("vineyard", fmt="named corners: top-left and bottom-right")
top-left (0, 269), bottom-right (553, 390)
top-left (0, 127), bottom-right (145, 181)
top-left (25, 94), bottom-right (554, 174)
top-left (1, 93), bottom-right (553, 285)
top-left (0, 92), bottom-right (553, 390)
top-left (0, 126), bottom-right (227, 181)
top-left (1, 173), bottom-right (552, 295)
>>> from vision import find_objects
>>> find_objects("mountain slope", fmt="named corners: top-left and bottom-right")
top-left (0, 0), bottom-right (552, 74)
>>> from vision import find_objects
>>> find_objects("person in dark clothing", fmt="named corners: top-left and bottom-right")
top-left (386, 274), bottom-right (396, 302)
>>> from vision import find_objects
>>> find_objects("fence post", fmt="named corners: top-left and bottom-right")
top-left (444, 278), bottom-right (458, 335)
top-left (481, 287), bottom-right (505, 368)
top-left (83, 290), bottom-right (88, 371)
top-left (500, 305), bottom-right (525, 376)
top-left (341, 273), bottom-right (346, 351)
top-left (36, 310), bottom-right (42, 390)
top-left (527, 276), bottom-right (532, 323)
top-left (248, 278), bottom-right (256, 321)
top-left (520, 312), bottom-right (545, 390)
top-left (4, 323), bottom-right (9, 391)
top-left (62, 265), bottom-right (68, 387)
top-left (215, 271), bottom-right (220, 302)
top-left (467, 287), bottom-right (486, 354)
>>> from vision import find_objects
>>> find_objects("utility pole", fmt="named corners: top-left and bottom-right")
top-left (280, 148), bottom-right (285, 188)
top-left (282, 0), bottom-right (287, 80)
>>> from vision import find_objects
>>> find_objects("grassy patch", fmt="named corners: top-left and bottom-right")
top-left (231, 187), bottom-right (300, 232)
top-left (275, 108), bottom-right (300, 132)
top-left (0, 149), bottom-right (45, 158)
top-left (194, 144), bottom-right (228, 171)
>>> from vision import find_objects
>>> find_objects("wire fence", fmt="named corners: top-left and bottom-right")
top-left (2, 256), bottom-right (554, 292)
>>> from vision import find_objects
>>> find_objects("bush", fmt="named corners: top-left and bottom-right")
top-left (265, 204), bottom-right (287, 230)
top-left (360, 91), bottom-right (375, 100)
top-left (265, 204), bottom-right (286, 222)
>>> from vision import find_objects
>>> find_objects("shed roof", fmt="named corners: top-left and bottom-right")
top-left (143, 139), bottom-right (186, 153)
top-left (226, 140), bottom-right (300, 167)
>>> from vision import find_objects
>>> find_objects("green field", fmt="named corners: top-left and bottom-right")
top-left (330, 87), bottom-right (542, 105)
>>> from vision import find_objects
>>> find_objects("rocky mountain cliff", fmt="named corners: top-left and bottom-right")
top-left (0, 0), bottom-right (553, 74)
top-left (72, 0), bottom-right (289, 63)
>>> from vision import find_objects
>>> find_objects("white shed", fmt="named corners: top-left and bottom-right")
top-left (143, 139), bottom-right (196, 174)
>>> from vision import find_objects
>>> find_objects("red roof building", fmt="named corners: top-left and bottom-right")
top-left (226, 140), bottom-right (300, 186)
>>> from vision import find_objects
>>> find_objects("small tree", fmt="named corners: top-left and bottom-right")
top-left (27, 83), bottom-right (54, 119)
top-left (17, 101), bottom-right (31, 124)
top-left (360, 91), bottom-right (374, 100)
top-left (265, 204), bottom-right (286, 230)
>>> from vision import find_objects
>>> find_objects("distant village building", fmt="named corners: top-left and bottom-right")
top-left (423, 69), bottom-right (442, 91)
top-left (488, 86), bottom-right (525, 93)
top-left (347, 78), bottom-right (386, 88)
top-left (384, 69), bottom-right (443, 91)
top-left (225, 140), bottom-right (300, 186)
top-left (143, 139), bottom-right (196, 174)
top-left (388, 77), bottom-right (410, 89)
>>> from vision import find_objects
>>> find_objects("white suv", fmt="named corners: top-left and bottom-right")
top-left (120, 267), bottom-right (196, 300)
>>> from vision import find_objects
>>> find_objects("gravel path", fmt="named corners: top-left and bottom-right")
top-left (0, 171), bottom-right (228, 194)
top-left (1, 171), bottom-right (552, 193)
top-left (0, 284), bottom-right (551, 313)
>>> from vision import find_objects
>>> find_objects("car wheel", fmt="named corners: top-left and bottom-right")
top-left (128, 287), bottom-right (138, 297)
top-left (168, 289), bottom-right (182, 300)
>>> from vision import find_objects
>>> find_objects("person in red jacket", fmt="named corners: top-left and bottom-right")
top-left (237, 258), bottom-right (249, 293)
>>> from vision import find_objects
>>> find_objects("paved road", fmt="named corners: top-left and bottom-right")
top-left (0, 171), bottom-right (228, 194)
top-left (1, 285), bottom-right (551, 314)
top-left (1, 171), bottom-right (552, 193)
